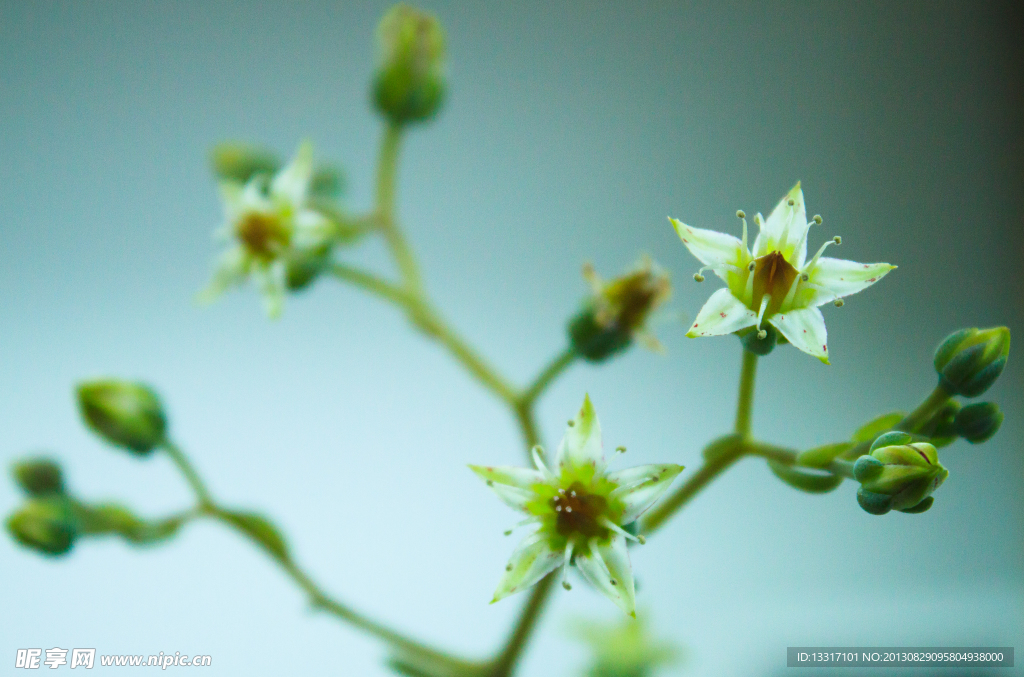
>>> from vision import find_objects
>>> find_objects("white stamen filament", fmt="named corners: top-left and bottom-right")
top-left (805, 235), bottom-right (841, 270)
top-left (802, 281), bottom-right (842, 305)
top-left (743, 262), bottom-right (756, 305)
top-left (598, 516), bottom-right (644, 544)
top-left (737, 210), bottom-right (748, 251)
top-left (756, 294), bottom-right (771, 331)
top-left (561, 539), bottom-right (574, 590)
top-left (781, 270), bottom-right (802, 309)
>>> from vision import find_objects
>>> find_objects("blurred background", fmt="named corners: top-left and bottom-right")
top-left (1, 1), bottom-right (1021, 674)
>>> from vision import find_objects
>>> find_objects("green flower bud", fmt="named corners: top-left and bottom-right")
top-left (12, 458), bottom-right (64, 496)
top-left (209, 142), bottom-right (280, 184)
top-left (934, 326), bottom-right (1010, 397)
top-left (285, 244), bottom-right (332, 291)
top-left (6, 497), bottom-right (77, 556)
top-left (76, 380), bottom-right (167, 455)
top-left (569, 260), bottom-right (671, 363)
top-left (854, 441), bottom-right (948, 515)
top-left (953, 402), bottom-right (1003, 444)
top-left (372, 4), bottom-right (446, 125)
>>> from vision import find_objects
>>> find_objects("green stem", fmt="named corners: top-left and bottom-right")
top-left (897, 385), bottom-right (950, 433)
top-left (746, 441), bottom-right (855, 479)
top-left (329, 263), bottom-right (414, 307)
top-left (640, 437), bottom-right (744, 535)
top-left (376, 122), bottom-right (423, 294)
top-left (487, 574), bottom-right (556, 677)
top-left (734, 350), bottom-right (759, 438)
top-left (520, 347), bottom-right (577, 407)
top-left (162, 440), bottom-right (214, 509)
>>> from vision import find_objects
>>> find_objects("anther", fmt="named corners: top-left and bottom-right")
top-left (503, 529), bottom-right (513, 536)
top-left (693, 273), bottom-right (705, 282)
top-left (834, 298), bottom-right (845, 307)
top-left (757, 329), bottom-right (767, 340)
top-left (637, 535), bottom-right (647, 545)
top-left (736, 209), bottom-right (746, 219)
top-left (567, 420), bottom-right (575, 427)
top-left (813, 214), bottom-right (823, 225)
top-left (748, 261), bottom-right (756, 272)
top-left (565, 506), bottom-right (572, 513)
top-left (802, 273), bottom-right (809, 282)
top-left (615, 446), bottom-right (626, 454)
top-left (833, 235), bottom-right (842, 245)
top-left (562, 580), bottom-right (572, 591)
top-left (570, 490), bottom-right (577, 497)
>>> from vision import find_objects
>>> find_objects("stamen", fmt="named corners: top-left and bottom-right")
top-left (567, 419), bottom-right (575, 427)
top-left (803, 281), bottom-right (842, 305)
top-left (743, 261), bottom-right (756, 305)
top-left (756, 294), bottom-right (771, 331)
top-left (737, 210), bottom-right (748, 251)
top-left (615, 446), bottom-right (626, 454)
top-left (781, 269), bottom-right (802, 308)
top-left (805, 235), bottom-right (841, 270)
top-left (561, 540), bottom-right (574, 590)
top-left (813, 214), bottom-right (823, 225)
top-left (693, 273), bottom-right (705, 283)
top-left (833, 298), bottom-right (845, 307)
top-left (598, 516), bottom-right (644, 544)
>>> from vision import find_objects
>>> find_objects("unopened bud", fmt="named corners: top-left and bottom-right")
top-left (13, 458), bottom-right (64, 496)
top-left (953, 402), bottom-right (1003, 444)
top-left (853, 439), bottom-right (948, 515)
top-left (6, 497), bottom-right (77, 556)
top-left (76, 380), bottom-right (167, 455)
top-left (933, 327), bottom-right (1010, 397)
top-left (209, 142), bottom-right (280, 184)
top-left (372, 4), bottom-right (446, 125)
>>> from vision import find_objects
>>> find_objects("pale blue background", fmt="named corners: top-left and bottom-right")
top-left (1, 1), bottom-right (1021, 675)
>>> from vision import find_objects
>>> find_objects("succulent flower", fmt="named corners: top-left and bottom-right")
top-left (200, 140), bottom-right (334, 317)
top-left (470, 396), bottom-right (683, 616)
top-left (670, 183), bottom-right (895, 363)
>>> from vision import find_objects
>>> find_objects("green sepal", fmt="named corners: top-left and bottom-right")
top-left (767, 460), bottom-right (843, 493)
top-left (869, 431), bottom-right (913, 453)
top-left (851, 412), bottom-right (905, 443)
top-left (856, 488), bottom-right (893, 515)
top-left (220, 510), bottom-right (289, 562)
top-left (796, 442), bottom-right (853, 469)
top-left (568, 307), bottom-right (633, 363)
top-left (933, 328), bottom-right (975, 373)
top-left (896, 496), bottom-right (934, 514)
top-left (738, 324), bottom-right (778, 356)
top-left (852, 455), bottom-right (884, 482)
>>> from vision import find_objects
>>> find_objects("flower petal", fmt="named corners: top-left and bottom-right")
top-left (492, 531), bottom-right (562, 602)
top-left (271, 140), bottom-right (314, 206)
top-left (669, 218), bottom-right (746, 278)
top-left (293, 209), bottom-right (333, 249)
top-left (468, 465), bottom-right (542, 512)
top-left (575, 534), bottom-right (635, 616)
top-left (255, 260), bottom-right (288, 319)
top-left (685, 288), bottom-right (758, 337)
top-left (805, 257), bottom-right (896, 306)
top-left (770, 306), bottom-right (830, 364)
top-left (752, 182), bottom-right (809, 266)
top-left (610, 464), bottom-right (684, 524)
top-left (558, 395), bottom-right (604, 470)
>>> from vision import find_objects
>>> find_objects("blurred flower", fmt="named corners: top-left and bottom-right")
top-left (670, 183), bottom-right (895, 363)
top-left (573, 614), bottom-right (679, 677)
top-left (200, 140), bottom-right (334, 317)
top-left (12, 458), bottom-right (65, 496)
top-left (470, 396), bottom-right (683, 616)
top-left (569, 258), bottom-right (672, 362)
top-left (372, 4), bottom-right (446, 124)
top-left (6, 496), bottom-right (77, 556)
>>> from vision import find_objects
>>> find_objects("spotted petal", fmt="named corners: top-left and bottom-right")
top-left (557, 395), bottom-right (604, 470)
top-left (669, 218), bottom-right (747, 282)
top-left (685, 288), bottom-right (758, 338)
top-left (770, 306), bottom-right (829, 364)
top-left (753, 182), bottom-right (809, 266)
top-left (805, 257), bottom-right (896, 307)
top-left (610, 464), bottom-right (684, 524)
top-left (492, 531), bottom-right (562, 603)
top-left (469, 465), bottom-right (543, 512)
top-left (575, 534), bottom-right (636, 616)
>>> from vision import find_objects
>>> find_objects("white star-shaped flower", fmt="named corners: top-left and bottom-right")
top-left (670, 182), bottom-right (896, 363)
top-left (200, 140), bottom-right (333, 317)
top-left (470, 396), bottom-right (683, 616)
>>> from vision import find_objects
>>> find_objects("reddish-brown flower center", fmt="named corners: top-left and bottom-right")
top-left (750, 250), bottom-right (798, 315)
top-left (552, 481), bottom-right (609, 539)
top-left (236, 212), bottom-right (289, 260)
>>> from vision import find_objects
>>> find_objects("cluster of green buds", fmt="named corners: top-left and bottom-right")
top-left (853, 432), bottom-right (948, 515)
top-left (568, 259), bottom-right (671, 363)
top-left (7, 380), bottom-right (185, 557)
top-left (371, 4), bottom-right (446, 125)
